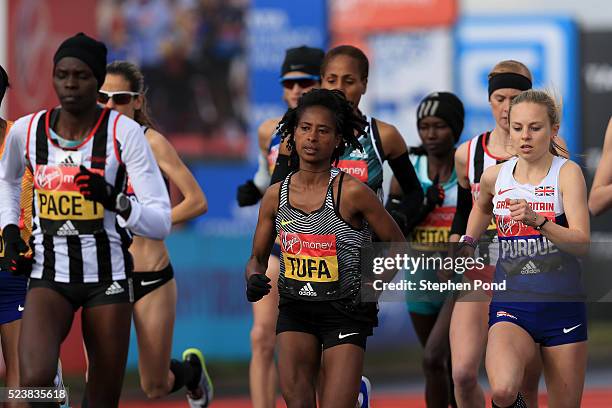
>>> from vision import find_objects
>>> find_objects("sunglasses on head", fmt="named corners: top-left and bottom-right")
top-left (280, 75), bottom-right (319, 90)
top-left (97, 90), bottom-right (140, 105)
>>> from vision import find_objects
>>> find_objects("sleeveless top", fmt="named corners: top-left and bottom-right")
top-left (410, 153), bottom-right (457, 252)
top-left (492, 156), bottom-right (583, 299)
top-left (336, 116), bottom-right (385, 200)
top-left (276, 168), bottom-right (372, 303)
top-left (466, 131), bottom-right (507, 265)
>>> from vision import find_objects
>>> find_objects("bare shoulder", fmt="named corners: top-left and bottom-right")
top-left (455, 139), bottom-right (470, 166)
top-left (481, 162), bottom-right (504, 187)
top-left (339, 172), bottom-right (376, 200)
top-left (559, 159), bottom-right (584, 180)
top-left (258, 117), bottom-right (281, 150)
top-left (144, 128), bottom-right (168, 146)
top-left (375, 118), bottom-right (401, 139)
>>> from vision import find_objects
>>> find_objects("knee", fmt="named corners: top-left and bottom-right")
top-left (491, 386), bottom-right (520, 407)
top-left (141, 377), bottom-right (170, 399)
top-left (422, 349), bottom-right (447, 377)
top-left (281, 385), bottom-right (315, 408)
top-left (250, 324), bottom-right (276, 358)
top-left (20, 364), bottom-right (55, 387)
top-left (452, 365), bottom-right (478, 392)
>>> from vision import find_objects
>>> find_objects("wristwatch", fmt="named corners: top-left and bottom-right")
top-left (534, 217), bottom-right (548, 231)
top-left (458, 234), bottom-right (478, 249)
top-left (115, 193), bottom-right (131, 213)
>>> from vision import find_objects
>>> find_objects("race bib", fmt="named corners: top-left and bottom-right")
top-left (34, 165), bottom-right (105, 236)
top-left (280, 231), bottom-right (339, 283)
top-left (337, 159), bottom-right (368, 183)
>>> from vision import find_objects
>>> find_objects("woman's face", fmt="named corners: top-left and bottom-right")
top-left (490, 88), bottom-right (523, 133)
top-left (321, 55), bottom-right (366, 109)
top-left (418, 116), bottom-right (455, 157)
top-left (53, 57), bottom-right (99, 115)
top-left (99, 73), bottom-right (142, 119)
top-left (509, 102), bottom-right (558, 161)
top-left (281, 71), bottom-right (319, 109)
top-left (294, 105), bottom-right (340, 165)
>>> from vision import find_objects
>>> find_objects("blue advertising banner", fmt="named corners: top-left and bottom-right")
top-left (455, 16), bottom-right (579, 156)
top-left (247, 0), bottom-right (327, 158)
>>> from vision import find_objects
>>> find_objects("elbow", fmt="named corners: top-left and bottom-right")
top-left (197, 196), bottom-right (208, 216)
top-left (588, 196), bottom-right (603, 217)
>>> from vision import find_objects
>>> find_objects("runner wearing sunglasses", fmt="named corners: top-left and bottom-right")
top-left (96, 60), bottom-right (212, 407)
top-left (271, 45), bottom-right (424, 231)
top-left (237, 45), bottom-right (327, 408)
top-left (0, 33), bottom-right (171, 407)
top-left (97, 90), bottom-right (140, 105)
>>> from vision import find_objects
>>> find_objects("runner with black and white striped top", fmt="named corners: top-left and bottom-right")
top-left (0, 33), bottom-right (170, 407)
top-left (246, 88), bottom-right (404, 408)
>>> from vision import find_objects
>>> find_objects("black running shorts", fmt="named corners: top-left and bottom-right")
top-left (28, 277), bottom-right (133, 309)
top-left (132, 263), bottom-right (174, 302)
top-left (276, 299), bottom-right (376, 350)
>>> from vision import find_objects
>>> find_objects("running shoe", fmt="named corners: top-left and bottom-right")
top-left (358, 375), bottom-right (372, 408)
top-left (54, 359), bottom-right (69, 408)
top-left (182, 348), bottom-right (214, 408)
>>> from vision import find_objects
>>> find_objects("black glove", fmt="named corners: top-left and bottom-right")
top-left (385, 195), bottom-right (408, 234)
top-left (237, 180), bottom-right (262, 207)
top-left (1, 224), bottom-right (31, 276)
top-left (75, 165), bottom-right (118, 211)
top-left (246, 273), bottom-right (271, 302)
top-left (424, 175), bottom-right (445, 208)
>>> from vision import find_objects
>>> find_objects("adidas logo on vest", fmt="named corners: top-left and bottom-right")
top-left (299, 282), bottom-right (317, 297)
top-left (520, 260), bottom-right (540, 275)
top-left (56, 220), bottom-right (79, 236)
top-left (105, 281), bottom-right (125, 296)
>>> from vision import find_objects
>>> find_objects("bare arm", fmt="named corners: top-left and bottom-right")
top-left (146, 129), bottom-right (207, 224)
top-left (449, 141), bottom-right (471, 242)
top-left (245, 183), bottom-right (280, 281)
top-left (588, 117), bottom-right (612, 215)
top-left (511, 161), bottom-right (589, 256)
top-left (465, 164), bottom-right (500, 241)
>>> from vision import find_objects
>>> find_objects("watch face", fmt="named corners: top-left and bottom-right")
top-left (118, 194), bottom-right (130, 211)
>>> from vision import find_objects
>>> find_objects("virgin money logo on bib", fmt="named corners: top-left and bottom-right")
top-left (34, 165), bottom-right (63, 191)
top-left (496, 215), bottom-right (523, 237)
top-left (280, 231), bottom-right (339, 283)
top-left (337, 160), bottom-right (368, 182)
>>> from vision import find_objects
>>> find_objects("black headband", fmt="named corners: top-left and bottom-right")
top-left (488, 72), bottom-right (532, 98)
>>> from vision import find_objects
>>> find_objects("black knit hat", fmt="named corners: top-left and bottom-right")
top-left (416, 92), bottom-right (465, 141)
top-left (53, 33), bottom-right (107, 89)
top-left (281, 46), bottom-right (325, 78)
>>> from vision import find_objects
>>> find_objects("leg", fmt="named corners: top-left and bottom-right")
top-left (449, 299), bottom-right (488, 407)
top-left (81, 303), bottom-right (132, 407)
top-left (485, 322), bottom-right (536, 407)
top-left (520, 344), bottom-right (542, 407)
top-left (422, 296), bottom-right (455, 408)
top-left (277, 332), bottom-right (320, 408)
top-left (1, 320), bottom-right (24, 408)
top-left (319, 344), bottom-right (364, 408)
top-left (249, 255), bottom-right (280, 408)
top-left (19, 288), bottom-right (73, 388)
top-left (541, 342), bottom-right (587, 408)
top-left (133, 278), bottom-right (177, 398)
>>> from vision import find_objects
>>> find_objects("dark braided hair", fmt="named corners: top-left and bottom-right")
top-left (277, 89), bottom-right (367, 167)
